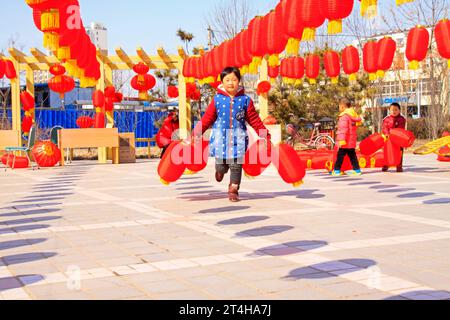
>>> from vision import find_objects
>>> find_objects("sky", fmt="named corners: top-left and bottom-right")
top-left (0, 0), bottom-right (278, 55)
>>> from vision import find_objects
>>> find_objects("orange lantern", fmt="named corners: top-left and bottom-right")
top-left (377, 37), bottom-right (397, 78)
top-left (298, 0), bottom-right (325, 41)
top-left (435, 19), bottom-right (450, 69)
top-left (158, 141), bottom-right (186, 185)
top-left (32, 141), bottom-right (61, 167)
top-left (305, 54), bottom-right (320, 84)
top-left (406, 26), bottom-right (430, 70)
top-left (320, 0), bottom-right (354, 35)
top-left (273, 143), bottom-right (306, 186)
top-left (323, 50), bottom-right (340, 84)
top-left (342, 45), bottom-right (360, 82)
top-left (363, 40), bottom-right (379, 81)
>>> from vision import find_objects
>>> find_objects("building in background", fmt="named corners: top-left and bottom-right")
top-left (86, 22), bottom-right (108, 52)
top-left (357, 29), bottom-right (449, 119)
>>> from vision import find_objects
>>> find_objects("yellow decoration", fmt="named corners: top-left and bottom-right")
top-left (268, 54), bottom-right (280, 67)
top-left (43, 32), bottom-right (59, 51)
top-left (309, 78), bottom-right (317, 85)
top-left (160, 178), bottom-right (170, 186)
top-left (95, 107), bottom-right (102, 113)
top-left (294, 79), bottom-right (303, 86)
top-left (306, 159), bottom-right (312, 169)
top-left (292, 181), bottom-right (304, 188)
top-left (57, 47), bottom-right (71, 60)
top-left (328, 20), bottom-right (343, 35)
top-left (370, 158), bottom-right (376, 168)
top-left (409, 60), bottom-right (419, 70)
top-left (139, 92), bottom-right (149, 100)
top-left (369, 73), bottom-right (377, 81)
top-left (447, 59), bottom-right (450, 69)
top-left (286, 38), bottom-right (300, 56)
top-left (302, 28), bottom-right (316, 41)
top-left (349, 73), bottom-right (357, 82)
top-left (359, 158), bottom-right (367, 169)
top-left (396, 0), bottom-right (414, 5)
top-left (331, 77), bottom-right (338, 84)
top-left (360, 0), bottom-right (378, 18)
top-left (377, 70), bottom-right (385, 78)
top-left (40, 9), bottom-right (59, 31)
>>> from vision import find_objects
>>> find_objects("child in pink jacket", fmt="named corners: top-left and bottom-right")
top-left (331, 99), bottom-right (363, 176)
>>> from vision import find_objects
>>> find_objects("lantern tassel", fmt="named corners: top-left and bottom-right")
top-left (359, 158), bottom-right (367, 169)
top-left (328, 20), bottom-right (343, 35)
top-left (292, 181), bottom-right (304, 188)
top-left (396, 0), bottom-right (414, 5)
top-left (377, 70), bottom-right (385, 78)
top-left (308, 78), bottom-right (317, 85)
top-left (361, 0), bottom-right (378, 18)
top-left (268, 54), bottom-right (280, 67)
top-left (160, 178), bottom-right (170, 186)
top-left (409, 60), bottom-right (419, 70)
top-left (349, 73), bottom-right (357, 82)
top-left (294, 79), bottom-right (303, 86)
top-left (40, 9), bottom-right (60, 31)
top-left (43, 33), bottom-right (59, 51)
top-left (286, 38), bottom-right (300, 56)
top-left (306, 160), bottom-right (312, 169)
top-left (369, 73), bottom-right (377, 81)
top-left (139, 91), bottom-right (149, 100)
top-left (447, 59), bottom-right (450, 69)
top-left (57, 47), bottom-right (71, 61)
top-left (302, 28), bottom-right (316, 41)
top-left (331, 77), bottom-right (339, 84)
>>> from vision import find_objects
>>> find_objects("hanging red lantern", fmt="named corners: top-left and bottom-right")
top-left (104, 96), bottom-right (115, 112)
top-left (280, 58), bottom-right (289, 79)
top-left (131, 74), bottom-right (156, 100)
top-left (4, 60), bottom-right (17, 79)
top-left (158, 141), bottom-right (186, 185)
top-left (435, 19), bottom-right (450, 69)
top-left (273, 143), bottom-right (306, 187)
top-left (182, 57), bottom-right (195, 81)
top-left (190, 89), bottom-right (201, 101)
top-left (186, 83), bottom-right (197, 98)
top-left (406, 26), bottom-right (430, 70)
top-left (133, 62), bottom-right (149, 75)
top-left (377, 37), bottom-right (397, 78)
top-left (298, 0), bottom-right (326, 41)
top-left (267, 6), bottom-right (288, 66)
top-left (243, 139), bottom-right (272, 178)
top-left (238, 30), bottom-right (253, 71)
top-left (22, 116), bottom-right (34, 133)
top-left (248, 16), bottom-right (268, 63)
top-left (92, 90), bottom-right (105, 112)
top-left (363, 40), bottom-right (379, 81)
top-left (342, 45), bottom-right (360, 82)
top-left (320, 0), bottom-right (354, 35)
top-left (0, 59), bottom-right (5, 78)
top-left (268, 65), bottom-right (280, 79)
top-left (281, 0), bottom-right (304, 56)
top-left (305, 54), bottom-right (320, 84)
top-left (257, 81), bottom-right (271, 95)
top-left (359, 133), bottom-right (385, 156)
top-left (104, 86), bottom-right (116, 98)
top-left (32, 141), bottom-right (61, 167)
top-left (389, 129), bottom-right (416, 148)
top-left (49, 63), bottom-right (66, 76)
top-left (323, 50), bottom-right (341, 84)
top-left (114, 92), bottom-right (123, 103)
top-left (48, 75), bottom-right (75, 99)
top-left (20, 91), bottom-right (35, 112)
top-left (94, 112), bottom-right (105, 128)
top-left (184, 140), bottom-right (209, 174)
top-left (1, 154), bottom-right (29, 169)
top-left (293, 57), bottom-right (305, 80)
top-left (359, 0), bottom-right (378, 18)
top-left (167, 86), bottom-right (179, 99)
top-left (384, 139), bottom-right (402, 167)
top-left (76, 116), bottom-right (94, 129)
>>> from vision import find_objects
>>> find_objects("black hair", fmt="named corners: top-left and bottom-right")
top-left (220, 67), bottom-right (241, 82)
top-left (339, 98), bottom-right (352, 108)
top-left (390, 103), bottom-right (401, 109)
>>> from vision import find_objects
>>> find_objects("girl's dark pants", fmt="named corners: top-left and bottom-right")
top-left (334, 148), bottom-right (361, 171)
top-left (215, 158), bottom-right (243, 185)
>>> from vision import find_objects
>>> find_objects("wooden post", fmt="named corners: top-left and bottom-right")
top-left (25, 65), bottom-right (35, 124)
top-left (259, 55), bottom-right (269, 121)
top-left (10, 57), bottom-right (22, 146)
top-left (178, 59), bottom-right (191, 140)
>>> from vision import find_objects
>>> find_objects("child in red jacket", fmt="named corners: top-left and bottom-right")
top-left (331, 99), bottom-right (363, 176)
top-left (156, 107), bottom-right (180, 158)
top-left (382, 103), bottom-right (406, 172)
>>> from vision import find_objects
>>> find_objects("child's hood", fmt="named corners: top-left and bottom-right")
top-left (339, 108), bottom-right (362, 125)
top-left (216, 84), bottom-right (246, 98)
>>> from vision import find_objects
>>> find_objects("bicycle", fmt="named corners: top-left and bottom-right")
top-left (286, 122), bottom-right (335, 150)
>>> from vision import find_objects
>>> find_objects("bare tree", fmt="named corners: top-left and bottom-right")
top-left (176, 29), bottom-right (194, 54)
top-left (205, 0), bottom-right (255, 43)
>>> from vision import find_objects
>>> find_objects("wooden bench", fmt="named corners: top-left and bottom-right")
top-left (58, 128), bottom-right (119, 166)
top-left (136, 137), bottom-right (157, 159)
top-left (0, 130), bottom-right (21, 152)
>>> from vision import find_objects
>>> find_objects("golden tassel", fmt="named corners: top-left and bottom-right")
top-left (361, 0), bottom-right (378, 18)
top-left (447, 59), bottom-right (450, 69)
top-left (331, 77), bottom-right (338, 84)
top-left (294, 79), bottom-right (303, 86)
top-left (377, 70), bottom-right (385, 78)
top-left (302, 28), bottom-right (316, 41)
top-left (307, 159), bottom-right (312, 169)
top-left (241, 65), bottom-right (249, 74)
top-left (41, 9), bottom-right (60, 31)
top-left (349, 73), bottom-right (357, 82)
top-left (328, 20), bottom-right (343, 35)
top-left (139, 91), bottom-right (149, 100)
top-left (309, 78), bottom-right (317, 85)
top-left (160, 178), bottom-right (170, 186)
top-left (43, 32), bottom-right (59, 51)
top-left (57, 47), bottom-right (71, 61)
top-left (369, 73), bottom-right (377, 81)
top-left (268, 54), bottom-right (280, 67)
top-left (359, 158), bottom-right (367, 169)
top-left (396, 0), bottom-right (414, 5)
top-left (286, 38), bottom-right (300, 56)
top-left (409, 60), bottom-right (419, 70)
top-left (370, 158), bottom-right (376, 168)
top-left (292, 181), bottom-right (304, 188)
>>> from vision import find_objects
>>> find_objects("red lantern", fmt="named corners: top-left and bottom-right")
top-left (267, 5), bottom-right (288, 66)
top-left (167, 86), bottom-right (179, 99)
top-left (48, 75), bottom-right (75, 99)
top-left (49, 63), bottom-right (66, 76)
top-left (377, 37), bottom-right (397, 78)
top-left (114, 92), bottom-right (123, 103)
top-left (257, 81), bottom-right (271, 95)
top-left (4, 60), bottom-right (17, 79)
top-left (158, 141), bottom-right (186, 185)
top-left (273, 143), bottom-right (306, 186)
top-left (182, 57), bottom-right (195, 79)
top-left (20, 91), bottom-right (35, 112)
top-left (435, 19), bottom-right (450, 69)
top-left (22, 116), bottom-right (34, 133)
top-left (281, 0), bottom-right (304, 55)
top-left (104, 86), bottom-right (116, 98)
top-left (359, 133), bottom-right (385, 156)
top-left (133, 62), bottom-right (149, 75)
top-left (298, 0), bottom-right (326, 41)
top-left (184, 140), bottom-right (209, 173)
top-left (76, 116), bottom-right (94, 129)
top-left (305, 54), bottom-right (320, 84)
top-left (384, 139), bottom-right (402, 167)
top-left (190, 89), bottom-right (201, 101)
top-left (293, 57), bottom-right (305, 79)
top-left (32, 141), bottom-right (61, 167)
top-left (249, 16), bottom-right (268, 59)
top-left (243, 140), bottom-right (272, 178)
top-left (186, 83), bottom-right (197, 98)
top-left (406, 26), bottom-right (430, 70)
top-left (92, 90), bottom-right (105, 111)
top-left (389, 129), bottom-right (416, 148)
top-left (1, 154), bottom-right (29, 169)
top-left (323, 50), bottom-right (341, 84)
top-left (363, 40), bottom-right (379, 81)
top-left (131, 74), bottom-right (156, 100)
top-left (320, 0), bottom-right (354, 34)
top-left (104, 96), bottom-right (115, 112)
top-left (238, 30), bottom-right (253, 69)
top-left (268, 65), bottom-right (280, 79)
top-left (94, 112), bottom-right (105, 128)
top-left (0, 59), bottom-right (5, 78)
top-left (342, 45), bottom-right (360, 82)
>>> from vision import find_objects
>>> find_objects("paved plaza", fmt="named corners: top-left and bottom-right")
top-left (0, 154), bottom-right (449, 300)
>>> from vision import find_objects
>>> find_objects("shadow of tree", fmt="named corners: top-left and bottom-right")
top-left (0, 239), bottom-right (47, 251)
top-left (235, 225), bottom-right (294, 237)
top-left (0, 274), bottom-right (45, 292)
top-left (199, 206), bottom-right (251, 214)
top-left (217, 215), bottom-right (269, 225)
top-left (251, 240), bottom-right (328, 257)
